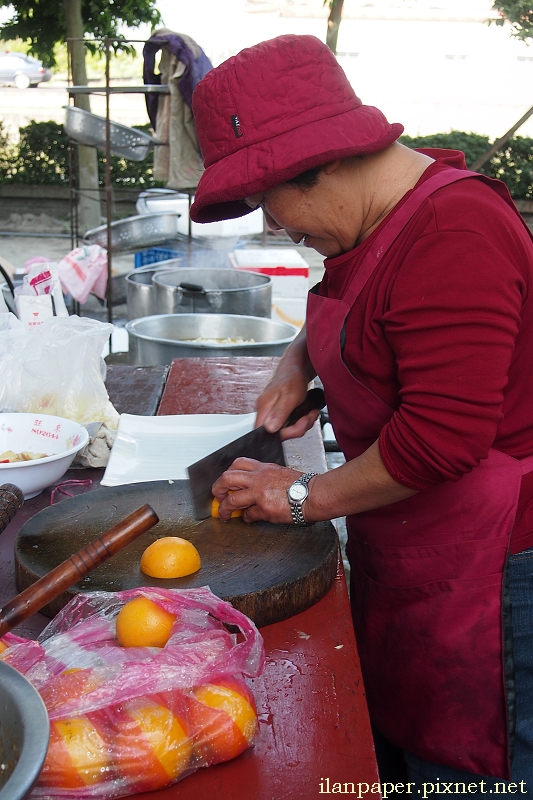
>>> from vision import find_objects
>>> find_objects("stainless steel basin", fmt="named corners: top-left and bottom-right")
top-left (63, 105), bottom-right (159, 161)
top-left (84, 213), bottom-right (181, 253)
top-left (125, 313), bottom-right (298, 364)
top-left (0, 660), bottom-right (49, 800)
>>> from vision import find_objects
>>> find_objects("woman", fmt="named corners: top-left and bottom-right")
top-left (189, 34), bottom-right (533, 791)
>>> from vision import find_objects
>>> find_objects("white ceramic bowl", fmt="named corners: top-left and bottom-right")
top-left (0, 413), bottom-right (89, 499)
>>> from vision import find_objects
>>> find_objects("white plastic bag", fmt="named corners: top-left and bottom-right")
top-left (0, 314), bottom-right (119, 430)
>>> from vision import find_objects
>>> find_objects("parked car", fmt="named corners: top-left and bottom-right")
top-left (0, 52), bottom-right (52, 88)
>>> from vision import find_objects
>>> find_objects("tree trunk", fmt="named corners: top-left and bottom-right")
top-left (63, 0), bottom-right (102, 233)
top-left (470, 104), bottom-right (533, 172)
top-left (326, 0), bottom-right (345, 55)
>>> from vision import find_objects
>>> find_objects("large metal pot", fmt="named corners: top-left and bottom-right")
top-left (152, 268), bottom-right (272, 317)
top-left (0, 660), bottom-right (50, 800)
top-left (125, 313), bottom-right (298, 365)
top-left (125, 263), bottom-right (182, 320)
top-left (1, 277), bottom-right (22, 314)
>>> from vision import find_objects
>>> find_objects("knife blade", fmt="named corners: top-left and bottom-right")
top-left (187, 387), bottom-right (326, 519)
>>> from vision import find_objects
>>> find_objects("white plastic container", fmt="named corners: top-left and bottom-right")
top-left (0, 413), bottom-right (89, 498)
top-left (136, 190), bottom-right (265, 238)
top-left (271, 297), bottom-right (307, 329)
top-left (229, 248), bottom-right (310, 298)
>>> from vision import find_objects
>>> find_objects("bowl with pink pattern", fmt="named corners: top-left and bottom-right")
top-left (0, 413), bottom-right (89, 499)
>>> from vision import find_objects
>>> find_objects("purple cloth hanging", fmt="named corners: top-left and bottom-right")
top-left (143, 34), bottom-right (213, 129)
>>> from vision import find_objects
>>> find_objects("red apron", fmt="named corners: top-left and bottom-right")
top-left (306, 168), bottom-right (533, 779)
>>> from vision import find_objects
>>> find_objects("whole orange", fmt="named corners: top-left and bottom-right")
top-left (0, 639), bottom-right (8, 654)
top-left (39, 713), bottom-right (113, 789)
top-left (140, 536), bottom-right (201, 579)
top-left (115, 596), bottom-right (177, 648)
top-left (113, 698), bottom-right (192, 792)
top-left (39, 667), bottom-right (103, 713)
top-left (188, 678), bottom-right (258, 764)
top-left (211, 495), bottom-right (243, 519)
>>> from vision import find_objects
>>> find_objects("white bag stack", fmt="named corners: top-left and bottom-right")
top-left (14, 261), bottom-right (69, 327)
top-left (230, 248), bottom-right (309, 329)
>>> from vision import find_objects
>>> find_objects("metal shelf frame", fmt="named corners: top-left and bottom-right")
top-left (65, 36), bottom-right (170, 325)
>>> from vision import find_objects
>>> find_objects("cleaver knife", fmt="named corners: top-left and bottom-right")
top-left (187, 387), bottom-right (326, 519)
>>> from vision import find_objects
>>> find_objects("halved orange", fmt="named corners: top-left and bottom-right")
top-left (140, 537), bottom-right (201, 579)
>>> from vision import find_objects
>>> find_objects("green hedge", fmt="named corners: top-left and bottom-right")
top-left (400, 131), bottom-right (533, 200)
top-left (2, 123), bottom-right (533, 200)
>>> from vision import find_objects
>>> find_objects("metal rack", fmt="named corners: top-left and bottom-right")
top-left (65, 37), bottom-right (171, 325)
top-left (64, 37), bottom-right (266, 332)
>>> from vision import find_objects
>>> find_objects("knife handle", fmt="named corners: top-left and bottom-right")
top-left (283, 387), bottom-right (326, 429)
top-left (0, 484), bottom-right (24, 537)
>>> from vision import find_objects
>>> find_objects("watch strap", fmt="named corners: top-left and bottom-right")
top-left (288, 472), bottom-right (318, 526)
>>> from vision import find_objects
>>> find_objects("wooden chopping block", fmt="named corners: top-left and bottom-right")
top-left (15, 480), bottom-right (339, 628)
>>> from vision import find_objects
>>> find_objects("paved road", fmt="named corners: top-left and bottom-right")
top-left (0, 83), bottom-right (150, 137)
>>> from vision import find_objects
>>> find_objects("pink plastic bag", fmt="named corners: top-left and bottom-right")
top-left (1, 587), bottom-right (265, 799)
top-left (57, 246), bottom-right (108, 303)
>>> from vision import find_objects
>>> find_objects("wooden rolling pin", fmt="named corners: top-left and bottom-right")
top-left (0, 503), bottom-right (159, 637)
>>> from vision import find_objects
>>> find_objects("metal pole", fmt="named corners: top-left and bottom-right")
top-left (105, 38), bottom-right (113, 326)
top-left (66, 38), bottom-right (80, 315)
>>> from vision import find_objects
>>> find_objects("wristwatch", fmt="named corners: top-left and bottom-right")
top-left (287, 472), bottom-right (318, 526)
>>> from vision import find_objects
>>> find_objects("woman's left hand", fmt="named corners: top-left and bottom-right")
top-left (212, 459), bottom-right (309, 524)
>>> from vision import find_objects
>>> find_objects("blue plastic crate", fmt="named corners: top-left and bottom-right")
top-left (134, 247), bottom-right (182, 268)
top-left (134, 239), bottom-right (246, 270)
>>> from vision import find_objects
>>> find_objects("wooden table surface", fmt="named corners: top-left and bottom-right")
top-left (0, 357), bottom-right (379, 799)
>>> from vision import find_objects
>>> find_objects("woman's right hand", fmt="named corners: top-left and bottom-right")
top-left (255, 326), bottom-right (317, 440)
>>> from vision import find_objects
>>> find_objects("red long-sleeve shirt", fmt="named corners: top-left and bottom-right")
top-left (319, 150), bottom-right (533, 553)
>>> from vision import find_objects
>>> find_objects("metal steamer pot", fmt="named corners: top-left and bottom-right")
top-left (152, 268), bottom-right (272, 317)
top-left (125, 313), bottom-right (298, 365)
top-left (125, 264), bottom-right (182, 321)
top-left (1, 280), bottom-right (20, 315)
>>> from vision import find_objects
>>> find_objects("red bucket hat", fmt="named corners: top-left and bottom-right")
top-left (190, 34), bottom-right (404, 224)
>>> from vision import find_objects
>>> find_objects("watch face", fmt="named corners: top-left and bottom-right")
top-left (289, 482), bottom-right (307, 502)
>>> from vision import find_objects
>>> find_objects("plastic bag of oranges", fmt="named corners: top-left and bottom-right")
top-left (0, 587), bottom-right (265, 799)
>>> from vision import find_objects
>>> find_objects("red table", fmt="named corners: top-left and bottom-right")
top-left (0, 358), bottom-right (379, 798)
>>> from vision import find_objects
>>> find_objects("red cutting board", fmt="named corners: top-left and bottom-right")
top-left (14, 480), bottom-right (339, 628)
